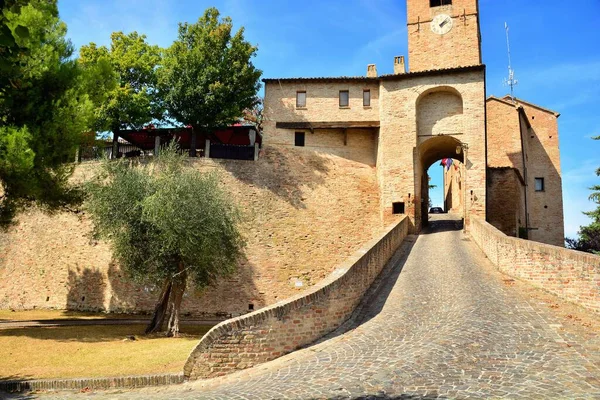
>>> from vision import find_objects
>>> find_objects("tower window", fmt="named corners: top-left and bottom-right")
top-left (339, 90), bottom-right (349, 107)
top-left (430, 0), bottom-right (452, 7)
top-left (295, 132), bottom-right (305, 147)
top-left (534, 178), bottom-right (545, 192)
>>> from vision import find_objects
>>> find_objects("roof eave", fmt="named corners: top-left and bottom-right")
top-left (262, 64), bottom-right (486, 84)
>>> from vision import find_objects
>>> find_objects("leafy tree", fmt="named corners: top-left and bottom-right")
top-left (0, 0), bottom-right (93, 223)
top-left (159, 8), bottom-right (262, 155)
top-left (243, 96), bottom-right (263, 132)
top-left (85, 145), bottom-right (245, 336)
top-left (566, 135), bottom-right (600, 255)
top-left (78, 32), bottom-right (163, 134)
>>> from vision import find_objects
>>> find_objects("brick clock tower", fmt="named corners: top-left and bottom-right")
top-left (407, 0), bottom-right (482, 72)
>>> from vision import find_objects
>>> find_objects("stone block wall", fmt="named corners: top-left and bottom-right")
top-left (184, 216), bottom-right (409, 379)
top-left (470, 216), bottom-right (600, 314)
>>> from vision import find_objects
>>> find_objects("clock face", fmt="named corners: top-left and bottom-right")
top-left (431, 14), bottom-right (453, 35)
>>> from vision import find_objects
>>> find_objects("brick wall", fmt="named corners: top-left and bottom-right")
top-left (487, 168), bottom-right (525, 237)
top-left (486, 98), bottom-right (524, 171)
top-left (444, 163), bottom-right (463, 212)
top-left (377, 69), bottom-right (486, 229)
top-left (485, 97), bottom-right (565, 246)
top-left (470, 216), bottom-right (600, 314)
top-left (0, 146), bottom-right (383, 317)
top-left (406, 0), bottom-right (481, 72)
top-left (184, 216), bottom-right (408, 379)
top-left (519, 102), bottom-right (564, 246)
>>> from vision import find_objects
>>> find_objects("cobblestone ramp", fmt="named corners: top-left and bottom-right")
top-left (36, 214), bottom-right (600, 399)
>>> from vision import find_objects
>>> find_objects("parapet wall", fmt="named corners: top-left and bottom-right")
top-left (184, 216), bottom-right (409, 380)
top-left (470, 216), bottom-right (600, 313)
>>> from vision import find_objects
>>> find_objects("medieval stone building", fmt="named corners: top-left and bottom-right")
top-left (263, 0), bottom-right (564, 246)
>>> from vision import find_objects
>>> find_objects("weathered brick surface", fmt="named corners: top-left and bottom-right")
top-left (486, 97), bottom-right (564, 246)
top-left (518, 101), bottom-right (564, 246)
top-left (264, 70), bottom-right (487, 233)
top-left (444, 164), bottom-right (463, 212)
top-left (377, 70), bottom-right (487, 229)
top-left (486, 98), bottom-right (525, 171)
top-left (487, 168), bottom-right (525, 237)
top-left (0, 147), bottom-right (383, 317)
top-left (263, 81), bottom-right (380, 166)
top-left (407, 0), bottom-right (481, 72)
top-left (470, 216), bottom-right (600, 314)
top-left (183, 216), bottom-right (408, 379)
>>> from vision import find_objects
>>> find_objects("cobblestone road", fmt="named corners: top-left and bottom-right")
top-left (32, 215), bottom-right (600, 399)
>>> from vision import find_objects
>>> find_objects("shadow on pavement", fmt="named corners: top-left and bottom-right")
top-left (308, 235), bottom-right (417, 347)
top-left (422, 215), bottom-right (463, 234)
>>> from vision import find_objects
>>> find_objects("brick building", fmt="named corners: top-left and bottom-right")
top-left (263, 0), bottom-right (564, 246)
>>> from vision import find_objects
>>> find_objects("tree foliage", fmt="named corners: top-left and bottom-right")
top-left (243, 96), bottom-right (263, 132)
top-left (566, 135), bottom-right (600, 255)
top-left (0, 0), bottom-right (92, 223)
top-left (85, 145), bottom-right (245, 335)
top-left (159, 8), bottom-right (262, 133)
top-left (78, 32), bottom-right (163, 133)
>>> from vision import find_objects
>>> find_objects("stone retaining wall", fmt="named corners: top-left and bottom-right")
top-left (470, 216), bottom-right (600, 313)
top-left (0, 373), bottom-right (183, 393)
top-left (184, 216), bottom-right (409, 380)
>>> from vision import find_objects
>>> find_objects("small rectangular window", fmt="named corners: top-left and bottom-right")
top-left (296, 91), bottom-right (306, 108)
top-left (363, 90), bottom-right (371, 107)
top-left (295, 132), bottom-right (305, 147)
top-left (534, 178), bottom-right (545, 192)
top-left (392, 202), bottom-right (405, 215)
top-left (339, 90), bottom-right (349, 107)
top-left (430, 0), bottom-right (451, 7)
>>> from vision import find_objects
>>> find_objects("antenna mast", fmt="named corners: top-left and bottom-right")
top-left (503, 22), bottom-right (518, 100)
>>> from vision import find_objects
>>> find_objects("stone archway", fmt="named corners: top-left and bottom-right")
top-left (416, 135), bottom-right (466, 230)
top-left (414, 87), bottom-right (467, 232)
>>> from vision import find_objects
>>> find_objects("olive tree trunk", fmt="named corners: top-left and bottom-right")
top-left (145, 262), bottom-right (188, 337)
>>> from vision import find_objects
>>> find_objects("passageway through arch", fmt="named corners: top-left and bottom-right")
top-left (415, 135), bottom-right (467, 231)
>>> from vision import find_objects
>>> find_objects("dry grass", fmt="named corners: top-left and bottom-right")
top-left (0, 324), bottom-right (211, 380)
top-left (0, 309), bottom-right (148, 321)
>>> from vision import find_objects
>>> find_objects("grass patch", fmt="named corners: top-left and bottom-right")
top-left (0, 309), bottom-right (149, 321)
top-left (0, 324), bottom-right (211, 380)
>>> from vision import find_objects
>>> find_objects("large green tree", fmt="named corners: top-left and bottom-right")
top-left (159, 8), bottom-right (262, 155)
top-left (566, 135), bottom-right (600, 254)
top-left (78, 32), bottom-right (163, 135)
top-left (86, 146), bottom-right (245, 336)
top-left (0, 0), bottom-right (92, 223)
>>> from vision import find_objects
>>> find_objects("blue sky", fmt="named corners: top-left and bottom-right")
top-left (58, 0), bottom-right (599, 239)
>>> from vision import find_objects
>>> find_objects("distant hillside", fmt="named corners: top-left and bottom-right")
top-left (0, 146), bottom-right (383, 317)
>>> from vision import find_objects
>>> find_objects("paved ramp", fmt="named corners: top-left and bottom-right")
top-left (39, 214), bottom-right (600, 399)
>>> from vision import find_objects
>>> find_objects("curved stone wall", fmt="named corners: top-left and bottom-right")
top-left (184, 216), bottom-right (408, 380)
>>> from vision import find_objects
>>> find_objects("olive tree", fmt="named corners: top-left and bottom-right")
top-left (86, 145), bottom-right (244, 336)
